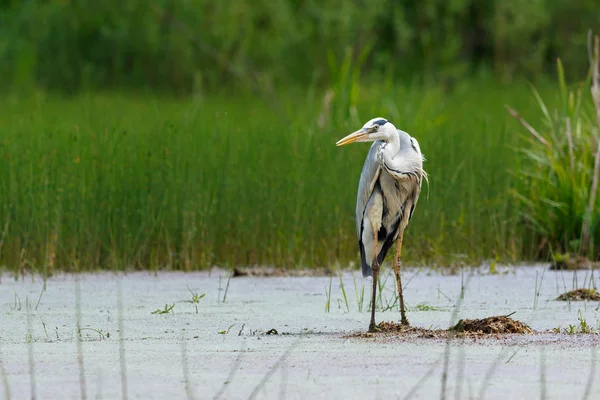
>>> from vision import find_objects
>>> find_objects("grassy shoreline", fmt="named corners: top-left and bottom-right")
top-left (0, 79), bottom-right (581, 274)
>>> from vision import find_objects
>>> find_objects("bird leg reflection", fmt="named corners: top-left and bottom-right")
top-left (394, 231), bottom-right (409, 326)
top-left (369, 229), bottom-right (380, 332)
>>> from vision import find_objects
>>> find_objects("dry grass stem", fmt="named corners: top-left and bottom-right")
top-left (582, 33), bottom-right (600, 254)
top-left (591, 34), bottom-right (600, 129)
top-left (247, 340), bottom-right (301, 400)
top-left (76, 278), bottom-right (87, 400)
top-left (505, 104), bottom-right (550, 147)
top-left (117, 279), bottom-right (129, 400)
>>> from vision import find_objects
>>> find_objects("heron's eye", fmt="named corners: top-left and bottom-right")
top-left (372, 125), bottom-right (379, 131)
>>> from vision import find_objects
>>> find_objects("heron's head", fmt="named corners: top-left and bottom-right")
top-left (336, 117), bottom-right (396, 146)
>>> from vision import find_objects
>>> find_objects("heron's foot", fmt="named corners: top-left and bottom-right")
top-left (368, 322), bottom-right (381, 333)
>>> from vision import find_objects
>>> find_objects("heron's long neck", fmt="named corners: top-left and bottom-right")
top-left (378, 133), bottom-right (415, 177)
top-left (378, 134), bottom-right (400, 166)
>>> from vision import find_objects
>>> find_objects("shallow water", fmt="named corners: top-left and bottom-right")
top-left (1, 264), bottom-right (600, 399)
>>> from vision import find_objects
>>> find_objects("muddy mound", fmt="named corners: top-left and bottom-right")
top-left (232, 266), bottom-right (331, 277)
top-left (346, 322), bottom-right (445, 339)
top-left (450, 315), bottom-right (532, 334)
top-left (347, 315), bottom-right (533, 339)
top-left (556, 288), bottom-right (600, 301)
top-left (376, 322), bottom-right (442, 338)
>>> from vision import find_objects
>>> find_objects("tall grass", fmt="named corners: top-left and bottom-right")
top-left (507, 34), bottom-right (600, 261)
top-left (0, 78), bottom-right (554, 273)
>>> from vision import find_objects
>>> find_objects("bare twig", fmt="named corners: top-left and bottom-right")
top-left (403, 354), bottom-right (444, 400)
top-left (0, 310), bottom-right (11, 398)
top-left (477, 347), bottom-right (515, 400)
top-left (180, 333), bottom-right (195, 400)
top-left (441, 271), bottom-right (474, 400)
top-left (222, 270), bottom-right (233, 303)
top-left (35, 282), bottom-right (46, 311)
top-left (581, 33), bottom-right (600, 255)
top-left (453, 341), bottom-right (466, 400)
top-left (505, 105), bottom-right (550, 147)
top-left (248, 340), bottom-right (301, 400)
top-left (213, 352), bottom-right (244, 400)
top-left (76, 277), bottom-right (87, 400)
top-left (0, 354), bottom-right (10, 400)
top-left (27, 302), bottom-right (37, 399)
top-left (278, 357), bottom-right (289, 400)
top-left (591, 35), bottom-right (600, 129)
top-left (582, 139), bottom-right (600, 253)
top-left (117, 279), bottom-right (129, 400)
top-left (582, 346), bottom-right (597, 400)
top-left (94, 370), bottom-right (103, 400)
top-left (540, 348), bottom-right (547, 400)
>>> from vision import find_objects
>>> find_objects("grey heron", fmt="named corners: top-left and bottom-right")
top-left (336, 117), bottom-right (426, 332)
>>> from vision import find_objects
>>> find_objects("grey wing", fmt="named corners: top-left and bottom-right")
top-left (408, 177), bottom-right (422, 222)
top-left (407, 136), bottom-right (425, 222)
top-left (355, 141), bottom-right (382, 238)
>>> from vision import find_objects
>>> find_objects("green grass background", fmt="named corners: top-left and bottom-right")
top-left (0, 78), bottom-right (564, 274)
top-left (1, 2), bottom-right (599, 274)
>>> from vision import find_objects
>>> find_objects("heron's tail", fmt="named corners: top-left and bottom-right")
top-left (360, 239), bottom-right (395, 278)
top-left (361, 262), bottom-right (372, 278)
top-left (359, 243), bottom-right (372, 277)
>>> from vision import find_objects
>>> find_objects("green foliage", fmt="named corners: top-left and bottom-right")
top-left (0, 0), bottom-right (598, 93)
top-left (152, 304), bottom-right (175, 315)
top-left (553, 310), bottom-right (598, 334)
top-left (489, 0), bottom-right (551, 80)
top-left (509, 59), bottom-right (600, 259)
top-left (0, 77), bottom-right (550, 274)
top-left (412, 303), bottom-right (442, 312)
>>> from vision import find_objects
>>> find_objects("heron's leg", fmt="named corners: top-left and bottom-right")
top-left (369, 230), bottom-right (380, 332)
top-left (393, 231), bottom-right (409, 326)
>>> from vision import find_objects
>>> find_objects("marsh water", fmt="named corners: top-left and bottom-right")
top-left (2, 265), bottom-right (600, 399)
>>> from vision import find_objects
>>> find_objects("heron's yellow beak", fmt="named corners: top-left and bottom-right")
top-left (336, 129), bottom-right (368, 146)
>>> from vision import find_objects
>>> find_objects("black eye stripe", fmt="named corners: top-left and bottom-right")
top-left (373, 119), bottom-right (388, 126)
